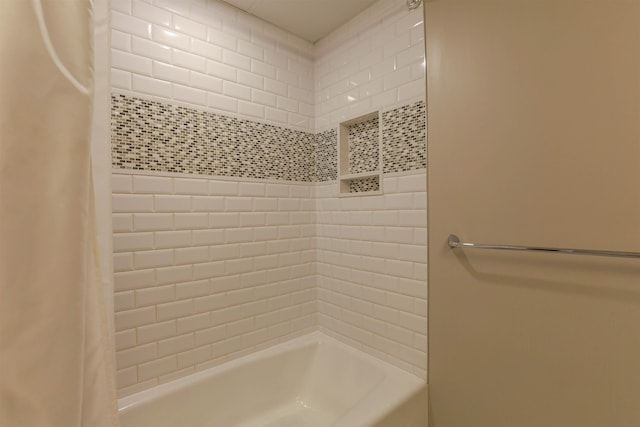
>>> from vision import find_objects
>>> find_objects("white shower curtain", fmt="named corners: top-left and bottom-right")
top-left (0, 1), bottom-right (119, 426)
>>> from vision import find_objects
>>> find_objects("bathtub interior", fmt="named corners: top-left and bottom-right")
top-left (118, 333), bottom-right (419, 427)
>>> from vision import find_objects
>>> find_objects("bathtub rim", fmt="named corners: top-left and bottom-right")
top-left (118, 331), bottom-right (426, 426)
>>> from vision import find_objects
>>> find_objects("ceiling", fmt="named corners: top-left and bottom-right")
top-left (221, 0), bottom-right (380, 43)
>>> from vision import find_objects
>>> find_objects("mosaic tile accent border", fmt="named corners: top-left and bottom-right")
top-left (382, 101), bottom-right (427, 173)
top-left (112, 94), bottom-right (316, 181)
top-left (111, 95), bottom-right (425, 182)
top-left (315, 129), bottom-right (337, 182)
top-left (348, 117), bottom-right (379, 174)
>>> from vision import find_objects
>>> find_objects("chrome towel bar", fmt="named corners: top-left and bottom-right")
top-left (448, 234), bottom-right (640, 259)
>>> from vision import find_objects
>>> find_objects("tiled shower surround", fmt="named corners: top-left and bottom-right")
top-left (111, 0), bottom-right (426, 396)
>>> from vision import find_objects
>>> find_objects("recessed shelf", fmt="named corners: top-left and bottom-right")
top-left (339, 171), bottom-right (381, 180)
top-left (337, 110), bottom-right (383, 196)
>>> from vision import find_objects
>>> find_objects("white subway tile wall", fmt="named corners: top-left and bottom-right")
top-left (113, 173), bottom-right (317, 396)
top-left (314, 0), bottom-right (425, 132)
top-left (111, 0), bottom-right (427, 395)
top-left (316, 171), bottom-right (427, 378)
top-left (312, 0), bottom-right (427, 377)
top-left (111, 0), bottom-right (315, 132)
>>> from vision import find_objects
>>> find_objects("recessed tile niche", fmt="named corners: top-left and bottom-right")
top-left (337, 111), bottom-right (383, 196)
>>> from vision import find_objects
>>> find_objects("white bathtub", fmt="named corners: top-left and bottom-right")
top-left (118, 332), bottom-right (427, 427)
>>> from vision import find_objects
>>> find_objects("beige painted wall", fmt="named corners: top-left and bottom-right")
top-left (426, 1), bottom-right (640, 426)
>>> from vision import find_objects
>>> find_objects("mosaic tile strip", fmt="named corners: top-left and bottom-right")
top-left (382, 101), bottom-right (426, 173)
top-left (315, 128), bottom-right (337, 182)
top-left (349, 176), bottom-right (379, 193)
top-left (112, 94), bottom-right (316, 181)
top-left (111, 94), bottom-right (425, 182)
top-left (348, 117), bottom-right (379, 174)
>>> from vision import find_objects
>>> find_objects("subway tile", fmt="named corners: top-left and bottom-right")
top-left (174, 213), bottom-right (209, 230)
top-left (113, 233), bottom-right (154, 252)
top-left (138, 355), bottom-right (177, 381)
top-left (396, 277), bottom-right (426, 298)
top-left (383, 66), bottom-right (412, 91)
top-left (209, 181), bottom-right (238, 196)
top-left (178, 346), bottom-right (211, 368)
top-left (111, 0), bottom-right (131, 14)
top-left (253, 198), bottom-right (278, 212)
top-left (115, 330), bottom-right (135, 351)
top-left (154, 195), bottom-right (191, 212)
top-left (223, 49), bottom-right (251, 71)
top-left (112, 30), bottom-right (131, 52)
top-left (207, 28), bottom-right (236, 51)
top-left (264, 107), bottom-right (288, 124)
top-left (114, 291), bottom-right (135, 312)
top-left (195, 324), bottom-right (227, 346)
top-left (132, 36), bottom-right (172, 62)
top-left (397, 310), bottom-right (427, 334)
top-left (173, 84), bottom-right (208, 106)
top-left (173, 15), bottom-right (207, 40)
top-left (111, 69), bottom-right (132, 91)
top-left (136, 285), bottom-right (175, 307)
top-left (413, 262), bottom-right (428, 281)
top-left (251, 60), bottom-right (276, 79)
top-left (117, 367), bottom-right (137, 389)
top-left (112, 194), bottom-right (154, 213)
top-left (225, 228), bottom-right (253, 244)
top-left (207, 59), bottom-right (238, 82)
top-left (115, 306), bottom-right (156, 331)
top-left (171, 49), bottom-right (207, 74)
top-left (251, 89), bottom-right (277, 107)
top-left (194, 293), bottom-right (226, 313)
top-left (237, 39), bottom-right (264, 61)
top-left (191, 229), bottom-right (225, 246)
top-left (132, 1), bottom-right (172, 28)
top-left (156, 265), bottom-right (193, 286)
top-left (132, 74), bottom-right (172, 98)
top-left (238, 101), bottom-right (264, 119)
top-left (112, 11), bottom-right (152, 39)
top-left (175, 280), bottom-right (210, 300)
top-left (396, 43), bottom-right (425, 69)
top-left (114, 269), bottom-right (155, 292)
top-left (210, 336), bottom-right (243, 359)
top-left (223, 81), bottom-right (251, 101)
top-left (113, 253), bottom-right (134, 272)
top-left (158, 334), bottom-right (194, 357)
top-left (134, 249), bottom-right (174, 269)
top-left (133, 176), bottom-right (172, 194)
top-left (133, 213), bottom-right (173, 231)
top-left (157, 299), bottom-right (194, 321)
top-left (224, 197), bottom-right (253, 212)
top-left (414, 192), bottom-right (427, 209)
top-left (152, 26), bottom-right (190, 51)
top-left (177, 312), bottom-right (211, 334)
top-left (397, 79), bottom-right (425, 104)
top-left (264, 78), bottom-right (287, 96)
top-left (207, 92), bottom-right (238, 113)
top-left (116, 343), bottom-right (157, 369)
top-left (191, 39), bottom-right (223, 61)
top-left (237, 70), bottom-right (263, 90)
top-left (190, 71), bottom-right (223, 93)
top-left (175, 246), bottom-right (209, 265)
top-left (112, 49), bottom-right (152, 75)
top-left (137, 320), bottom-right (176, 345)
top-left (192, 261), bottom-right (225, 280)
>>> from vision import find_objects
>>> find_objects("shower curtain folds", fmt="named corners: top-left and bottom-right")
top-left (0, 1), bottom-right (119, 426)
